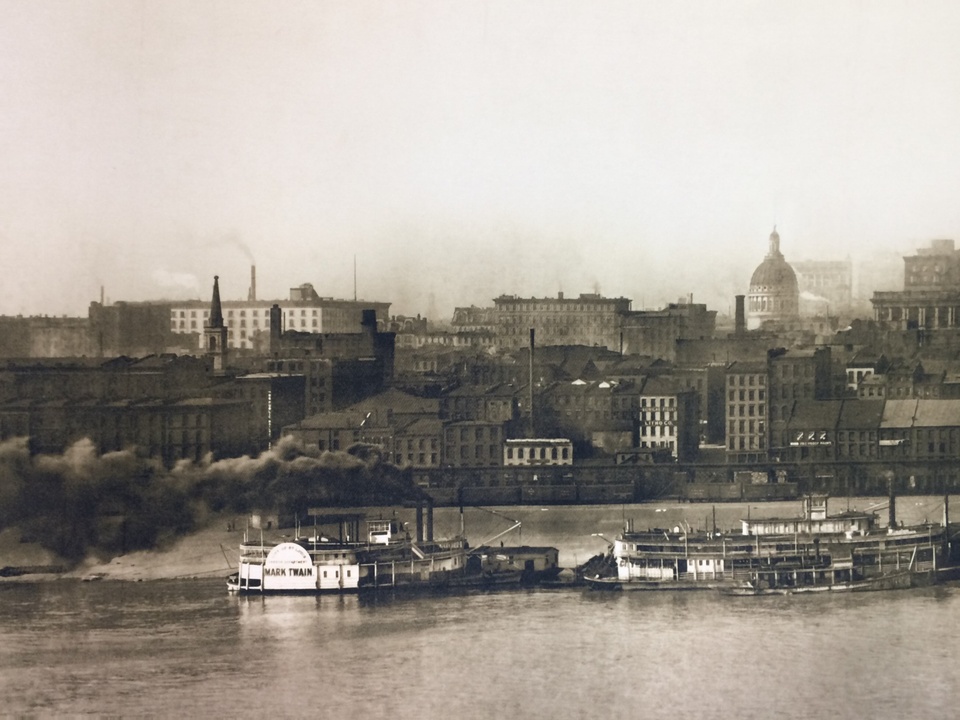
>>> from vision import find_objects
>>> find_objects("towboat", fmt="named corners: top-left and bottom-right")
top-left (585, 494), bottom-right (960, 593)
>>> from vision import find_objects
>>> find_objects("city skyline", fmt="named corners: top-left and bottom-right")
top-left (2, 2), bottom-right (960, 319)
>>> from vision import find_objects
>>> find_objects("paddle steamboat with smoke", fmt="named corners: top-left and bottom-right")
top-left (227, 502), bottom-right (559, 594)
top-left (585, 493), bottom-right (960, 594)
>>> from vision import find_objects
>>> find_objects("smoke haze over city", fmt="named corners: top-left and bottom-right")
top-left (2, 1), bottom-right (960, 319)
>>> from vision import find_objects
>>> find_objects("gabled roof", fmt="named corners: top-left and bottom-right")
top-left (786, 400), bottom-right (843, 429)
top-left (345, 388), bottom-right (439, 416)
top-left (640, 376), bottom-right (683, 397)
top-left (443, 382), bottom-right (517, 398)
top-left (837, 399), bottom-right (884, 429)
top-left (395, 417), bottom-right (444, 435)
top-left (881, 399), bottom-right (919, 429)
top-left (913, 399), bottom-right (960, 427)
top-left (294, 411), bottom-right (367, 430)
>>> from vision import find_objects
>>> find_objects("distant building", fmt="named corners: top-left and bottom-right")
top-left (793, 259), bottom-right (853, 315)
top-left (167, 279), bottom-right (389, 351)
top-left (493, 293), bottom-right (631, 350)
top-left (451, 306), bottom-right (497, 334)
top-left (620, 300), bottom-right (716, 361)
top-left (872, 239), bottom-right (960, 330)
top-left (747, 228), bottom-right (799, 330)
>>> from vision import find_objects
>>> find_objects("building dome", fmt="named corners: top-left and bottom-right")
top-left (747, 227), bottom-right (799, 329)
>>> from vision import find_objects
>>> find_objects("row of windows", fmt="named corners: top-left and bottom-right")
top-left (447, 427), bottom-right (501, 442)
top-left (773, 363), bottom-right (815, 379)
top-left (728, 436), bottom-right (766, 450)
top-left (728, 374), bottom-right (766, 387)
top-left (728, 420), bottom-right (766, 436)
top-left (506, 446), bottom-right (569, 460)
top-left (728, 389), bottom-right (766, 402)
top-left (172, 308), bottom-right (327, 319)
top-left (728, 404), bottom-right (765, 418)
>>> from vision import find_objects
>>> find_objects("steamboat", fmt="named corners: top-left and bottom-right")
top-left (585, 494), bottom-right (960, 594)
top-left (227, 505), bottom-right (559, 594)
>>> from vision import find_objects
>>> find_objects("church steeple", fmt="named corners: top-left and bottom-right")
top-left (208, 275), bottom-right (224, 328)
top-left (204, 275), bottom-right (228, 374)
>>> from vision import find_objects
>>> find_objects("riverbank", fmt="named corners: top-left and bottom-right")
top-left (0, 517), bottom-right (241, 583)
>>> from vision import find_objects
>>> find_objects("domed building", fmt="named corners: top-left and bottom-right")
top-left (747, 227), bottom-right (799, 330)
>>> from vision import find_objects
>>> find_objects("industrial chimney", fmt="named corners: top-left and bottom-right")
top-left (529, 328), bottom-right (536, 437)
top-left (735, 295), bottom-right (746, 336)
top-left (248, 266), bottom-right (257, 302)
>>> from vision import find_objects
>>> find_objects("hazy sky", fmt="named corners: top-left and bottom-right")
top-left (2, 1), bottom-right (960, 319)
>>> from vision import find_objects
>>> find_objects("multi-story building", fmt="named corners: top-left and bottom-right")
top-left (836, 399), bottom-right (884, 461)
top-left (846, 353), bottom-right (890, 393)
top-left (444, 421), bottom-right (505, 468)
top-left (879, 399), bottom-right (960, 462)
top-left (637, 376), bottom-right (700, 462)
top-left (440, 383), bottom-right (518, 424)
top-left (538, 379), bottom-right (639, 450)
top-left (872, 239), bottom-right (960, 330)
top-left (451, 306), bottom-right (497, 334)
top-left (0, 395), bottom-right (254, 463)
top-left (776, 399), bottom-right (843, 463)
top-left (793, 259), bottom-right (853, 315)
top-left (233, 373), bottom-right (307, 449)
top-left (493, 293), bottom-right (631, 350)
top-left (168, 279), bottom-right (390, 351)
top-left (503, 438), bottom-right (573, 467)
top-left (725, 361), bottom-right (768, 463)
top-left (620, 300), bottom-right (716, 361)
top-left (767, 347), bottom-right (833, 424)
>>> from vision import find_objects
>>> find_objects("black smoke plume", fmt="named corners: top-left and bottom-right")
top-left (0, 435), bottom-right (419, 563)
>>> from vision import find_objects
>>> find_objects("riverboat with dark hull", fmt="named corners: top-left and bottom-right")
top-left (585, 494), bottom-right (960, 593)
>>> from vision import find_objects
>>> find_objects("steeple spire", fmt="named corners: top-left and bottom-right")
top-left (209, 275), bottom-right (224, 328)
top-left (768, 226), bottom-right (781, 257)
top-left (204, 275), bottom-right (228, 374)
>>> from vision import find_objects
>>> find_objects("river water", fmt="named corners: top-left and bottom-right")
top-left (2, 499), bottom-right (958, 718)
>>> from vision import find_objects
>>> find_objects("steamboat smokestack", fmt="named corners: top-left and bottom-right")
top-left (888, 478), bottom-right (897, 529)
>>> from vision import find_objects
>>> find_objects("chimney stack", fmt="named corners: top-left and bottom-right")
top-left (529, 328), bottom-right (536, 437)
top-left (248, 266), bottom-right (257, 302)
top-left (735, 295), bottom-right (746, 336)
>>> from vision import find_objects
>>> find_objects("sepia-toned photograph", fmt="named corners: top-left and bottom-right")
top-left (1, 2), bottom-right (959, 717)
